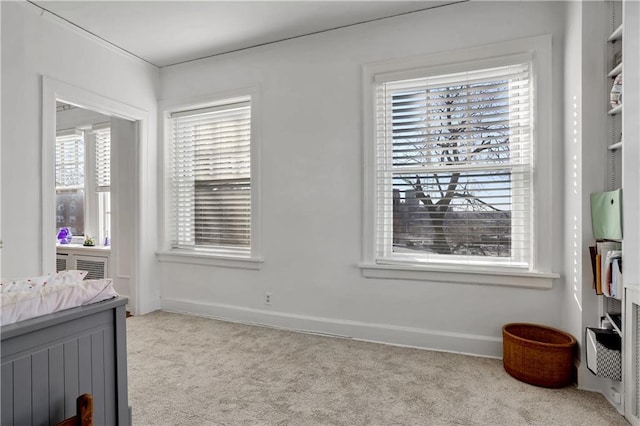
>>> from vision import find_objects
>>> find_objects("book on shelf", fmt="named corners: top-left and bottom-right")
top-left (603, 249), bottom-right (622, 297)
top-left (611, 256), bottom-right (622, 299)
top-left (596, 253), bottom-right (603, 295)
top-left (589, 245), bottom-right (598, 291)
top-left (590, 241), bottom-right (622, 297)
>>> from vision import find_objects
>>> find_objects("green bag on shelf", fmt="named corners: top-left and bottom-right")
top-left (590, 189), bottom-right (622, 240)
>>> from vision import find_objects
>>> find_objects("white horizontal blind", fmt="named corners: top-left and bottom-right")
top-left (95, 127), bottom-right (111, 191)
top-left (170, 101), bottom-right (251, 252)
top-left (375, 62), bottom-right (532, 267)
top-left (56, 131), bottom-right (85, 190)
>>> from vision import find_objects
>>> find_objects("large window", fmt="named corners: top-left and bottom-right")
top-left (374, 60), bottom-right (533, 269)
top-left (360, 33), bottom-right (563, 290)
top-left (168, 98), bottom-right (253, 256)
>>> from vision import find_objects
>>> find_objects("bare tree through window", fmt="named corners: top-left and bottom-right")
top-left (383, 63), bottom-right (531, 261)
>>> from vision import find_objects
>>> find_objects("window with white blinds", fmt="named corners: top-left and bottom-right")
top-left (95, 127), bottom-right (111, 191)
top-left (374, 61), bottom-right (533, 268)
top-left (56, 131), bottom-right (85, 190)
top-left (169, 99), bottom-right (252, 253)
top-left (56, 131), bottom-right (85, 236)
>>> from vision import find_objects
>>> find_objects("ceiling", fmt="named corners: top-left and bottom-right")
top-left (31, 1), bottom-right (462, 68)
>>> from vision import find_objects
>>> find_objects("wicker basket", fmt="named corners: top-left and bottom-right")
top-left (502, 323), bottom-right (577, 388)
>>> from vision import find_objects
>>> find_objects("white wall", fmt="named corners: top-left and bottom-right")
top-left (0, 0), bottom-right (3, 280)
top-left (622, 0), bottom-right (640, 289)
top-left (158, 1), bottom-right (569, 357)
top-left (1, 1), bottom-right (160, 314)
top-left (110, 117), bottom-right (137, 300)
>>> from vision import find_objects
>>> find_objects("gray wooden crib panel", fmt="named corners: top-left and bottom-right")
top-left (2, 362), bottom-right (13, 425)
top-left (2, 310), bottom-right (113, 360)
top-left (32, 349), bottom-right (50, 425)
top-left (49, 344), bottom-right (65, 423)
top-left (92, 331), bottom-right (106, 423)
top-left (1, 298), bottom-right (129, 426)
top-left (104, 324), bottom-right (117, 425)
top-left (78, 335), bottom-right (92, 395)
top-left (2, 328), bottom-right (116, 425)
top-left (13, 356), bottom-right (32, 425)
top-left (63, 340), bottom-right (80, 417)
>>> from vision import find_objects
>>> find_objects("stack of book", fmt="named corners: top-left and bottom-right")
top-left (589, 240), bottom-right (623, 299)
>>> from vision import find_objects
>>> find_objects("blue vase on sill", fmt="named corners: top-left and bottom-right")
top-left (57, 227), bottom-right (72, 244)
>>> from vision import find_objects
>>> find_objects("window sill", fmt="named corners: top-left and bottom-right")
top-left (359, 263), bottom-right (558, 289)
top-left (57, 244), bottom-right (111, 252)
top-left (156, 250), bottom-right (263, 270)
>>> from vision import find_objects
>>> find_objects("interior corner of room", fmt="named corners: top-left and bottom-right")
top-left (1, 0), bottom-right (640, 424)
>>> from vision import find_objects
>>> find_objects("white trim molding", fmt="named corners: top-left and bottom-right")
top-left (156, 250), bottom-right (263, 270)
top-left (359, 263), bottom-right (558, 289)
top-left (161, 297), bottom-right (504, 358)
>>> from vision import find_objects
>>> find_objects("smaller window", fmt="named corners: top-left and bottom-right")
top-left (168, 98), bottom-right (253, 256)
top-left (56, 130), bottom-right (85, 236)
top-left (94, 126), bottom-right (112, 243)
top-left (95, 126), bottom-right (111, 191)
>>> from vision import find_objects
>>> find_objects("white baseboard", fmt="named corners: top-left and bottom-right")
top-left (160, 297), bottom-right (503, 358)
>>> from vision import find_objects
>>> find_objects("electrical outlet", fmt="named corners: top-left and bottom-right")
top-left (264, 292), bottom-right (272, 305)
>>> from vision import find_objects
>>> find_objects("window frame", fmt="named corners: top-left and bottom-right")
top-left (55, 126), bottom-right (111, 244)
top-left (55, 129), bottom-right (87, 237)
top-left (361, 36), bottom-right (557, 288)
top-left (157, 88), bottom-right (262, 269)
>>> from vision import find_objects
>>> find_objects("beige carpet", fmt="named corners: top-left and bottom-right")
top-left (127, 311), bottom-right (627, 425)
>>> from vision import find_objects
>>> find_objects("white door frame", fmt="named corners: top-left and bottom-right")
top-left (42, 76), bottom-right (150, 314)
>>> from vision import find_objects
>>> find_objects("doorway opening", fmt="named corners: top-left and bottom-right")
top-left (42, 76), bottom-right (150, 314)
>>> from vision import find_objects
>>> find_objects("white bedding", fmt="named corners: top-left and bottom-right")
top-left (0, 271), bottom-right (118, 326)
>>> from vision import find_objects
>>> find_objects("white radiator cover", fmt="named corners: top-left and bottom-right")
top-left (55, 249), bottom-right (110, 280)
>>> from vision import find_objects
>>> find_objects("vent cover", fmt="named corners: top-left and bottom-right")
top-left (56, 256), bottom-right (68, 273)
top-left (75, 256), bottom-right (108, 280)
